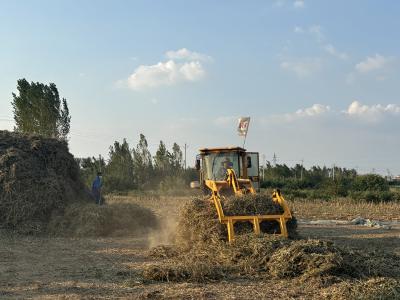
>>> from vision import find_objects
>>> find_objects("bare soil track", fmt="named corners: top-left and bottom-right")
top-left (1, 196), bottom-right (399, 299)
top-left (1, 225), bottom-right (399, 299)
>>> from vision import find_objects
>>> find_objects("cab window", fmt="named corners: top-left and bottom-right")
top-left (203, 152), bottom-right (240, 180)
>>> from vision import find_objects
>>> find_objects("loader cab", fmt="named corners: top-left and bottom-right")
top-left (195, 147), bottom-right (260, 191)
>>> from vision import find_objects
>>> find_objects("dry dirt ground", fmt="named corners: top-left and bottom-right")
top-left (1, 196), bottom-right (399, 299)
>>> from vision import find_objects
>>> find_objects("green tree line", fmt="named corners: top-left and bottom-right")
top-left (75, 134), bottom-right (197, 193)
top-left (260, 163), bottom-right (398, 202)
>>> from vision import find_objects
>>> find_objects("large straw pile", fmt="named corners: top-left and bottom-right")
top-left (0, 130), bottom-right (91, 233)
top-left (144, 196), bottom-right (400, 290)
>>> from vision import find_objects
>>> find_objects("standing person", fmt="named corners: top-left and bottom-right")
top-left (92, 172), bottom-right (103, 205)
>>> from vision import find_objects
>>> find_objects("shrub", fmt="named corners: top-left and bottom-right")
top-left (320, 178), bottom-right (351, 197)
top-left (352, 174), bottom-right (389, 192)
top-left (350, 191), bottom-right (395, 203)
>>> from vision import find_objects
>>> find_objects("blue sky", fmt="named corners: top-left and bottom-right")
top-left (0, 0), bottom-right (399, 174)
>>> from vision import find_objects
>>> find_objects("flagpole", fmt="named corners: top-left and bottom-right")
top-left (238, 117), bottom-right (250, 149)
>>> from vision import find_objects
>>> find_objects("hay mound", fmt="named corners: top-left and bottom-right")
top-left (175, 197), bottom-right (227, 249)
top-left (267, 240), bottom-right (359, 280)
top-left (221, 194), bottom-right (284, 215)
top-left (145, 236), bottom-right (400, 283)
top-left (48, 202), bottom-right (159, 237)
top-left (0, 130), bottom-right (91, 233)
top-left (175, 196), bottom-right (296, 249)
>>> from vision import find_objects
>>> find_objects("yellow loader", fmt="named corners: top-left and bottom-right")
top-left (191, 147), bottom-right (293, 242)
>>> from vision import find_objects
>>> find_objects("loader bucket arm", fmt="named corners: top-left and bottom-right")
top-left (204, 169), bottom-right (292, 242)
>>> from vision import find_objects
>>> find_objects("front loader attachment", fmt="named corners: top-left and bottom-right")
top-left (205, 169), bottom-right (293, 242)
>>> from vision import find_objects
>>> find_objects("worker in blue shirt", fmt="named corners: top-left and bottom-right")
top-left (92, 172), bottom-right (103, 205)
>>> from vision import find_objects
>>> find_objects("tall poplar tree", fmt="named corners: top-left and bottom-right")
top-left (12, 79), bottom-right (71, 140)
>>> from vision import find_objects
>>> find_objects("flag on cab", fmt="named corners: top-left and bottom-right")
top-left (237, 117), bottom-right (250, 136)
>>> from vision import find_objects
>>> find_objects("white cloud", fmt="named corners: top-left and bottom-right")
top-left (293, 24), bottom-right (325, 42)
top-left (346, 101), bottom-right (400, 121)
top-left (294, 25), bottom-right (322, 38)
top-left (261, 104), bottom-right (331, 124)
top-left (126, 59), bottom-right (207, 90)
top-left (355, 54), bottom-right (389, 73)
top-left (293, 0), bottom-right (304, 8)
top-left (347, 54), bottom-right (393, 84)
top-left (294, 104), bottom-right (331, 117)
top-left (120, 48), bottom-right (211, 90)
top-left (179, 61), bottom-right (205, 81)
top-left (261, 101), bottom-right (400, 124)
top-left (281, 104), bottom-right (330, 121)
top-left (127, 60), bottom-right (203, 90)
top-left (280, 58), bottom-right (321, 77)
top-left (165, 48), bottom-right (211, 62)
top-left (274, 0), bottom-right (306, 8)
top-left (289, 102), bottom-right (399, 122)
top-left (294, 26), bottom-right (304, 33)
top-left (324, 44), bottom-right (348, 60)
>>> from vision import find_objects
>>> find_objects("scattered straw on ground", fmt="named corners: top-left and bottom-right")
top-left (48, 202), bottom-right (159, 237)
top-left (143, 196), bottom-right (400, 300)
top-left (289, 197), bottom-right (400, 221)
top-left (329, 277), bottom-right (400, 300)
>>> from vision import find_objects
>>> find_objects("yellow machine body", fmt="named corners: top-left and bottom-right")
top-left (196, 147), bottom-right (292, 242)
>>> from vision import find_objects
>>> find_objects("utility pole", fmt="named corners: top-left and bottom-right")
top-left (386, 169), bottom-right (392, 181)
top-left (332, 164), bottom-right (335, 180)
top-left (272, 153), bottom-right (277, 167)
top-left (261, 154), bottom-right (266, 181)
top-left (300, 159), bottom-right (304, 180)
top-left (184, 143), bottom-right (188, 170)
